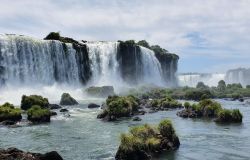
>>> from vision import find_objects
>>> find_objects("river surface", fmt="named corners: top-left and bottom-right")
top-left (0, 99), bottom-right (250, 160)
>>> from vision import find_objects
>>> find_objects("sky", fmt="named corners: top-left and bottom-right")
top-left (0, 0), bottom-right (250, 73)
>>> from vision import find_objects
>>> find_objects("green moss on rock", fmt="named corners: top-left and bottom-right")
top-left (21, 95), bottom-right (49, 110)
top-left (59, 93), bottom-right (78, 105)
top-left (0, 102), bottom-right (22, 122)
top-left (115, 119), bottom-right (180, 160)
top-left (27, 105), bottom-right (51, 123)
top-left (97, 95), bottom-right (139, 121)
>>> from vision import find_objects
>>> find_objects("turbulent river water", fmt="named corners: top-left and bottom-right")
top-left (0, 98), bottom-right (250, 160)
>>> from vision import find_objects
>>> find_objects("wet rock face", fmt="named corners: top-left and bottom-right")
top-left (59, 93), bottom-right (78, 106)
top-left (88, 103), bottom-right (100, 109)
top-left (0, 148), bottom-right (63, 160)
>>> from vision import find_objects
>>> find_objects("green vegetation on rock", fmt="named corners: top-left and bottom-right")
top-left (21, 95), bottom-right (49, 110)
top-left (0, 102), bottom-right (22, 122)
top-left (27, 105), bottom-right (51, 123)
top-left (177, 99), bottom-right (243, 123)
top-left (115, 119), bottom-right (180, 160)
top-left (150, 97), bottom-right (182, 110)
top-left (97, 95), bottom-right (139, 121)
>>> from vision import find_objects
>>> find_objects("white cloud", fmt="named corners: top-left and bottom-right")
top-left (0, 0), bottom-right (250, 72)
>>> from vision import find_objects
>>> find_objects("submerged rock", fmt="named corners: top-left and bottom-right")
top-left (49, 104), bottom-right (62, 110)
top-left (88, 103), bottom-right (100, 109)
top-left (60, 108), bottom-right (69, 112)
top-left (0, 147), bottom-right (63, 160)
top-left (132, 116), bottom-right (142, 121)
top-left (59, 93), bottom-right (78, 106)
top-left (85, 86), bottom-right (115, 97)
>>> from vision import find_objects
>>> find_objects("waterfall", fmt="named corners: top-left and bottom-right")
top-left (0, 34), bottom-right (80, 87)
top-left (86, 41), bottom-right (124, 87)
top-left (178, 73), bottom-right (225, 87)
top-left (225, 68), bottom-right (250, 87)
top-left (0, 34), bottom-right (178, 90)
top-left (139, 46), bottom-right (164, 85)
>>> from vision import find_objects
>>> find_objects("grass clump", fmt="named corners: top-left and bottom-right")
top-left (116, 119), bottom-right (180, 160)
top-left (216, 109), bottom-right (243, 123)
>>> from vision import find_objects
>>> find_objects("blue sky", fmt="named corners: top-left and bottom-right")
top-left (0, 0), bottom-right (250, 73)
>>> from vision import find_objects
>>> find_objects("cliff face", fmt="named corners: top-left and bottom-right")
top-left (0, 34), bottom-right (179, 87)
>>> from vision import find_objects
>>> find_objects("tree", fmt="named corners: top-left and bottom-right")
top-left (217, 80), bottom-right (226, 91)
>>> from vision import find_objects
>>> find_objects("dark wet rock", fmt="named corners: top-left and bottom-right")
top-left (88, 103), bottom-right (100, 109)
top-left (59, 93), bottom-right (78, 106)
top-left (0, 120), bottom-right (16, 125)
top-left (49, 104), bottom-right (62, 110)
top-left (132, 117), bottom-right (142, 121)
top-left (50, 111), bottom-right (57, 116)
top-left (0, 147), bottom-right (63, 160)
top-left (239, 98), bottom-right (244, 102)
top-left (85, 86), bottom-right (115, 97)
top-left (60, 108), bottom-right (69, 112)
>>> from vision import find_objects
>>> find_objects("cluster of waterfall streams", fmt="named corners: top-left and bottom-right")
top-left (178, 73), bottom-right (225, 87)
top-left (0, 34), bottom-right (177, 104)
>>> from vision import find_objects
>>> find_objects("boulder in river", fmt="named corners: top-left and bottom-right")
top-left (49, 104), bottom-right (62, 110)
top-left (0, 147), bottom-right (63, 160)
top-left (88, 103), bottom-right (100, 109)
top-left (60, 108), bottom-right (69, 112)
top-left (59, 93), bottom-right (78, 106)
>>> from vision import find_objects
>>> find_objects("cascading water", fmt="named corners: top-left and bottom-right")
top-left (0, 34), bottom-right (80, 87)
top-left (86, 41), bottom-right (124, 87)
top-left (139, 46), bottom-right (164, 85)
top-left (178, 73), bottom-right (225, 87)
top-left (225, 68), bottom-right (250, 87)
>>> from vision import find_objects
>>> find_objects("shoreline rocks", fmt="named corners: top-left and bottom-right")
top-left (0, 147), bottom-right (63, 160)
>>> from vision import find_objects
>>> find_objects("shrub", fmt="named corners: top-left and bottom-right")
top-left (184, 102), bottom-right (191, 109)
top-left (137, 40), bottom-right (150, 49)
top-left (0, 103), bottom-right (22, 122)
top-left (158, 119), bottom-right (175, 139)
top-left (21, 95), bottom-right (49, 110)
top-left (27, 105), bottom-right (51, 122)
top-left (44, 32), bottom-right (61, 40)
top-left (216, 108), bottom-right (242, 123)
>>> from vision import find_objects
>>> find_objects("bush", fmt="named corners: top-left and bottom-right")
top-left (158, 119), bottom-right (176, 139)
top-left (137, 40), bottom-right (150, 49)
top-left (44, 32), bottom-right (61, 40)
top-left (0, 103), bottom-right (22, 122)
top-left (21, 95), bottom-right (49, 110)
top-left (184, 102), bottom-right (191, 109)
top-left (150, 97), bottom-right (182, 109)
top-left (27, 105), bottom-right (51, 122)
